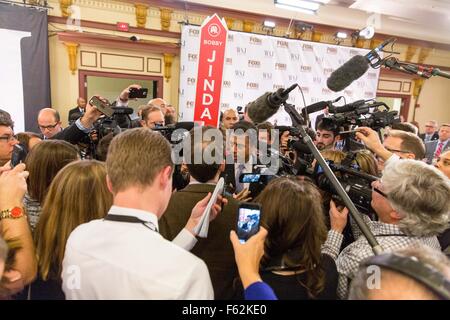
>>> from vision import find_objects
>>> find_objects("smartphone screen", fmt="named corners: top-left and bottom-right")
top-left (240, 173), bottom-right (261, 183)
top-left (237, 203), bottom-right (261, 243)
top-left (89, 96), bottom-right (114, 117)
top-left (129, 88), bottom-right (148, 99)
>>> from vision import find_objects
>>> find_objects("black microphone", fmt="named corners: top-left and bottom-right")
top-left (327, 38), bottom-right (396, 92)
top-left (302, 101), bottom-right (330, 114)
top-left (246, 84), bottom-right (298, 123)
top-left (328, 99), bottom-right (366, 113)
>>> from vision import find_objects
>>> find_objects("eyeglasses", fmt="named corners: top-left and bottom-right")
top-left (425, 125), bottom-right (435, 128)
top-left (38, 123), bottom-right (59, 130)
top-left (372, 180), bottom-right (388, 198)
top-left (0, 134), bottom-right (17, 143)
top-left (385, 146), bottom-right (412, 154)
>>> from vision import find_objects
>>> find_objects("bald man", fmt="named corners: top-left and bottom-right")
top-left (148, 98), bottom-right (167, 115)
top-left (221, 109), bottom-right (239, 130)
top-left (68, 97), bottom-right (87, 124)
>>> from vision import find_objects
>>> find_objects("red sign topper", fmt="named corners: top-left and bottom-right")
top-left (193, 14), bottom-right (228, 127)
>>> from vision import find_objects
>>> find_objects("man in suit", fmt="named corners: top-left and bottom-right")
top-left (314, 106), bottom-right (330, 130)
top-left (159, 126), bottom-right (240, 299)
top-left (68, 97), bottom-right (87, 124)
top-left (419, 120), bottom-right (439, 143)
top-left (424, 124), bottom-right (450, 164)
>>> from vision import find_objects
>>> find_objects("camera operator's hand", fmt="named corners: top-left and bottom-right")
top-left (80, 97), bottom-right (103, 129)
top-left (329, 200), bottom-right (348, 234)
top-left (230, 227), bottom-right (268, 289)
top-left (355, 127), bottom-right (392, 161)
top-left (233, 188), bottom-right (252, 202)
top-left (185, 192), bottom-right (228, 236)
top-left (119, 84), bottom-right (142, 102)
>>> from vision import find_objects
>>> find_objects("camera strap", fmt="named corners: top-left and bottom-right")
top-left (104, 214), bottom-right (158, 233)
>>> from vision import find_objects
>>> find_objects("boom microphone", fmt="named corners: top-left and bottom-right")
top-left (246, 84), bottom-right (298, 123)
top-left (327, 38), bottom-right (396, 92)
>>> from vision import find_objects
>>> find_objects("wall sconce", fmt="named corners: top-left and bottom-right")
top-left (334, 31), bottom-right (347, 45)
top-left (294, 21), bottom-right (313, 39)
top-left (262, 20), bottom-right (276, 34)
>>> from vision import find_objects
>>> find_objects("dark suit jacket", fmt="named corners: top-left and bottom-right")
top-left (68, 107), bottom-right (83, 124)
top-left (419, 132), bottom-right (439, 143)
top-left (47, 122), bottom-right (88, 145)
top-left (159, 183), bottom-right (240, 300)
top-left (424, 140), bottom-right (450, 163)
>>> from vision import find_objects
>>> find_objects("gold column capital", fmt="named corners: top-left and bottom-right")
top-left (63, 42), bottom-right (79, 75)
top-left (135, 3), bottom-right (149, 28)
top-left (224, 17), bottom-right (234, 30)
top-left (163, 53), bottom-right (174, 83)
top-left (405, 46), bottom-right (419, 62)
top-left (243, 20), bottom-right (254, 33)
top-left (59, 0), bottom-right (73, 18)
top-left (160, 7), bottom-right (173, 31)
top-left (413, 78), bottom-right (425, 98)
top-left (311, 30), bottom-right (322, 42)
top-left (418, 47), bottom-right (432, 64)
top-left (369, 39), bottom-right (382, 50)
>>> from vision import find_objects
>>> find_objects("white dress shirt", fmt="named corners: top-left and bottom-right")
top-left (62, 205), bottom-right (213, 300)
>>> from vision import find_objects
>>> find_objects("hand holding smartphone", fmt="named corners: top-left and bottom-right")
top-left (237, 203), bottom-right (261, 243)
top-left (89, 96), bottom-right (114, 117)
top-left (128, 87), bottom-right (148, 99)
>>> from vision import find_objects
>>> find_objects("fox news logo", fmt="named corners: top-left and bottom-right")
top-left (300, 65), bottom-right (312, 72)
top-left (223, 80), bottom-right (231, 88)
top-left (344, 90), bottom-right (353, 97)
top-left (277, 40), bottom-right (289, 48)
top-left (235, 70), bottom-right (245, 77)
top-left (350, 49), bottom-right (359, 56)
top-left (188, 53), bottom-right (198, 62)
top-left (234, 92), bottom-right (244, 100)
top-left (249, 36), bottom-right (262, 45)
top-left (263, 72), bottom-right (272, 80)
top-left (264, 50), bottom-right (274, 58)
top-left (313, 76), bottom-right (322, 84)
top-left (186, 101), bottom-right (194, 108)
top-left (323, 68), bottom-right (334, 75)
top-left (368, 72), bottom-right (377, 79)
top-left (275, 63), bottom-right (287, 70)
top-left (327, 47), bottom-right (338, 55)
top-left (187, 77), bottom-right (196, 85)
top-left (226, 58), bottom-right (233, 65)
top-left (236, 47), bottom-right (247, 55)
top-left (300, 86), bottom-right (309, 93)
top-left (291, 53), bottom-right (300, 61)
top-left (188, 28), bottom-right (199, 37)
top-left (228, 34), bottom-right (234, 42)
top-left (247, 82), bottom-right (259, 90)
top-left (302, 44), bottom-right (313, 51)
top-left (248, 60), bottom-right (261, 68)
top-left (289, 75), bottom-right (298, 81)
top-left (273, 84), bottom-right (284, 90)
top-left (322, 88), bottom-right (332, 95)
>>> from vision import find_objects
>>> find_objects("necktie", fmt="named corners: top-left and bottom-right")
top-left (435, 142), bottom-right (444, 158)
top-left (235, 164), bottom-right (245, 193)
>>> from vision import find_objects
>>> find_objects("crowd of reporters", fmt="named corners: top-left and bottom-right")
top-left (0, 84), bottom-right (449, 300)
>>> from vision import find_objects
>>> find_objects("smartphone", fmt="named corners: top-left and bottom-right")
top-left (236, 203), bottom-right (261, 243)
top-left (89, 96), bottom-right (114, 117)
top-left (128, 88), bottom-right (148, 99)
top-left (239, 173), bottom-right (261, 183)
top-left (10, 144), bottom-right (27, 168)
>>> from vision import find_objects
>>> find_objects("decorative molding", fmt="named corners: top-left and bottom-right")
top-left (100, 53), bottom-right (145, 72)
top-left (80, 50), bottom-right (97, 67)
top-left (402, 81), bottom-right (412, 93)
top-left (147, 58), bottom-right (162, 73)
top-left (135, 3), bottom-right (149, 28)
top-left (59, 0), bottom-right (73, 18)
top-left (64, 42), bottom-right (79, 74)
top-left (159, 7), bottom-right (173, 31)
top-left (243, 20), bottom-right (254, 33)
top-left (378, 79), bottom-right (402, 92)
top-left (418, 47), bottom-right (432, 64)
top-left (72, 0), bottom-right (134, 13)
top-left (163, 53), bottom-right (173, 82)
top-left (405, 46), bottom-right (418, 62)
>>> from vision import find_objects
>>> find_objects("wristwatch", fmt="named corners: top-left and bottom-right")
top-left (0, 207), bottom-right (24, 220)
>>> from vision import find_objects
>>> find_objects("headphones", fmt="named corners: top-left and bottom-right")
top-left (361, 253), bottom-right (450, 300)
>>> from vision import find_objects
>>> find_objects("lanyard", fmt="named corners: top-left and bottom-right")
top-left (104, 214), bottom-right (158, 233)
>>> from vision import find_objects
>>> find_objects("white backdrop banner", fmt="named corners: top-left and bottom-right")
top-left (179, 24), bottom-right (381, 126)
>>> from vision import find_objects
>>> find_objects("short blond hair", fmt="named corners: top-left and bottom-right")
top-left (388, 129), bottom-right (425, 160)
top-left (106, 128), bottom-right (173, 193)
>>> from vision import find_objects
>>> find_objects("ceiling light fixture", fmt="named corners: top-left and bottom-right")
top-left (274, 0), bottom-right (329, 15)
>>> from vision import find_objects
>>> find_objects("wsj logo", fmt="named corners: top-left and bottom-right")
top-left (289, 96), bottom-right (296, 103)
top-left (273, 84), bottom-right (284, 90)
top-left (187, 77), bottom-right (196, 85)
top-left (235, 70), bottom-right (245, 77)
top-left (234, 92), bottom-right (243, 100)
top-left (327, 47), bottom-right (338, 55)
top-left (310, 97), bottom-right (320, 103)
top-left (179, 88), bottom-right (185, 96)
top-left (188, 29), bottom-right (199, 37)
top-left (263, 72), bottom-right (272, 80)
top-left (223, 80), bottom-right (232, 88)
top-left (313, 77), bottom-right (322, 84)
top-left (323, 68), bottom-right (334, 75)
top-left (344, 90), bottom-right (353, 97)
top-left (186, 101), bottom-right (194, 108)
top-left (289, 75), bottom-right (298, 81)
top-left (264, 50), bottom-right (274, 58)
top-left (315, 56), bottom-right (324, 64)
top-left (277, 40), bottom-right (289, 48)
top-left (220, 103), bottom-right (230, 109)
top-left (291, 53), bottom-right (300, 61)
top-left (249, 36), bottom-right (262, 45)
top-left (228, 34), bottom-right (234, 42)
top-left (226, 58), bottom-right (233, 65)
top-left (302, 44), bottom-right (313, 51)
top-left (180, 65), bottom-right (185, 72)
top-left (365, 91), bottom-right (374, 98)
top-left (350, 49), bottom-right (359, 56)
top-left (188, 53), bottom-right (198, 61)
top-left (275, 63), bottom-right (286, 70)
top-left (300, 65), bottom-right (312, 72)
top-left (300, 86), bottom-right (309, 93)
top-left (322, 88), bottom-right (332, 95)
top-left (338, 59), bottom-right (346, 65)
top-left (357, 80), bottom-right (365, 88)
top-left (248, 60), bottom-right (261, 68)
top-left (247, 82), bottom-right (259, 90)
top-left (367, 72), bottom-right (377, 79)
top-left (237, 47), bottom-right (247, 55)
